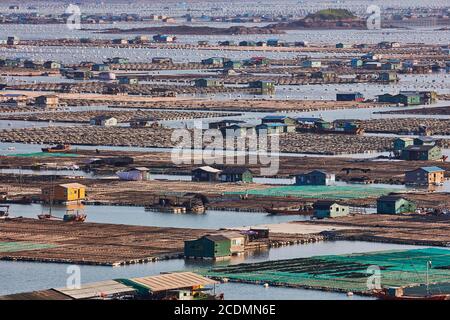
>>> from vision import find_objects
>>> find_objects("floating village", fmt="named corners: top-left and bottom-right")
top-left (0, 0), bottom-right (450, 301)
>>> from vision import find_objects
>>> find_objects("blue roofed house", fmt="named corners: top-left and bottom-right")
top-left (220, 123), bottom-right (256, 137)
top-left (295, 170), bottom-right (335, 186)
top-left (256, 123), bottom-right (288, 134)
top-left (296, 117), bottom-right (323, 125)
top-left (405, 166), bottom-right (445, 186)
top-left (267, 39), bottom-right (281, 47)
top-left (261, 115), bottom-right (296, 125)
top-left (261, 115), bottom-right (296, 133)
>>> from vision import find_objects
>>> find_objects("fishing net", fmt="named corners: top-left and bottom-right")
top-left (204, 248), bottom-right (450, 293)
top-left (225, 185), bottom-right (397, 199)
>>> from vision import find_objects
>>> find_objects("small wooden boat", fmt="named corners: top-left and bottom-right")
top-left (374, 289), bottom-right (450, 300)
top-left (265, 206), bottom-right (313, 216)
top-left (42, 144), bottom-right (71, 153)
top-left (63, 213), bottom-right (87, 222)
top-left (37, 213), bottom-right (62, 221)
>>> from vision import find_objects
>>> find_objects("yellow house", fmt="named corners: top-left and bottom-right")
top-left (42, 183), bottom-right (86, 203)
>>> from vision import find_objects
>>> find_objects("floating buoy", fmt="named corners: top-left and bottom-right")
top-left (347, 291), bottom-right (353, 297)
top-left (263, 283), bottom-right (269, 288)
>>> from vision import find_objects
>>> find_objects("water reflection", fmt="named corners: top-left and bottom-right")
top-left (8, 203), bottom-right (305, 229)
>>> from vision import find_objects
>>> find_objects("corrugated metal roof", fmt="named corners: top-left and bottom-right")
top-left (130, 272), bottom-right (217, 293)
top-left (377, 195), bottom-right (406, 202)
top-left (420, 166), bottom-right (445, 173)
top-left (59, 183), bottom-right (86, 189)
top-left (193, 166), bottom-right (222, 173)
top-left (204, 234), bottom-right (230, 242)
top-left (263, 115), bottom-right (287, 120)
top-left (0, 289), bottom-right (72, 300)
top-left (54, 280), bottom-right (136, 299)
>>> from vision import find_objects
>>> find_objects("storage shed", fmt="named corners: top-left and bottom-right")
top-left (184, 234), bottom-right (231, 259)
top-left (295, 170), bottom-right (335, 186)
top-left (313, 200), bottom-right (349, 219)
top-left (405, 167), bottom-right (445, 186)
top-left (219, 167), bottom-right (253, 183)
top-left (377, 196), bottom-right (416, 215)
top-left (191, 166), bottom-right (222, 182)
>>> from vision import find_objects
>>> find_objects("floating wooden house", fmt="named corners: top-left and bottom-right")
top-left (405, 166), bottom-right (445, 186)
top-left (117, 167), bottom-right (151, 181)
top-left (377, 196), bottom-right (416, 215)
top-left (90, 115), bottom-right (118, 127)
top-left (219, 167), bottom-right (253, 183)
top-left (194, 78), bottom-right (223, 88)
top-left (313, 200), bottom-right (349, 219)
top-left (401, 145), bottom-right (442, 161)
top-left (295, 170), bottom-right (335, 186)
top-left (42, 183), bottom-right (86, 204)
top-left (191, 166), bottom-right (221, 182)
top-left (336, 92), bottom-right (364, 102)
top-left (35, 95), bottom-right (59, 109)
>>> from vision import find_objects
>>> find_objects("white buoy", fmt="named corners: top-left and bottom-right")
top-left (347, 291), bottom-right (353, 297)
top-left (263, 283), bottom-right (269, 288)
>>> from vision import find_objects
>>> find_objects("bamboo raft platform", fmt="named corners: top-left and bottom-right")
top-left (0, 218), bottom-right (323, 266)
top-left (352, 118), bottom-right (450, 137)
top-left (6, 82), bottom-right (257, 96)
top-left (0, 110), bottom-right (237, 124)
top-left (0, 126), bottom-right (395, 155)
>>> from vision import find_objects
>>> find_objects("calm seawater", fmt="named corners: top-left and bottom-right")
top-left (0, 241), bottom-right (430, 299)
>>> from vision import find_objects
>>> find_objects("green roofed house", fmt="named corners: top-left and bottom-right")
top-left (249, 80), bottom-right (275, 93)
top-left (378, 72), bottom-right (398, 82)
top-left (219, 167), bottom-right (253, 183)
top-left (313, 200), bottom-right (349, 219)
top-left (184, 234), bottom-right (231, 259)
top-left (223, 60), bottom-right (242, 69)
top-left (401, 145), bottom-right (442, 161)
top-left (378, 93), bottom-right (421, 106)
top-left (194, 78), bottom-right (223, 88)
top-left (201, 57), bottom-right (223, 66)
top-left (377, 195), bottom-right (416, 215)
top-left (393, 137), bottom-right (414, 151)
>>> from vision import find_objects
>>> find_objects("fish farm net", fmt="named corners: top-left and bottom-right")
top-left (0, 242), bottom-right (58, 253)
top-left (204, 248), bottom-right (450, 293)
top-left (225, 185), bottom-right (397, 199)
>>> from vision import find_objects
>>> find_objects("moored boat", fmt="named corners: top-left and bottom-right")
top-left (42, 144), bottom-right (71, 153)
top-left (374, 288), bottom-right (450, 300)
top-left (265, 205), bottom-right (313, 216)
top-left (37, 213), bottom-right (63, 221)
top-left (63, 212), bottom-right (87, 222)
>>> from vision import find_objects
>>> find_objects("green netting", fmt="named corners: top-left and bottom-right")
top-left (204, 248), bottom-right (450, 293)
top-left (9, 152), bottom-right (79, 158)
top-left (0, 241), bottom-right (58, 253)
top-left (225, 185), bottom-right (397, 199)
